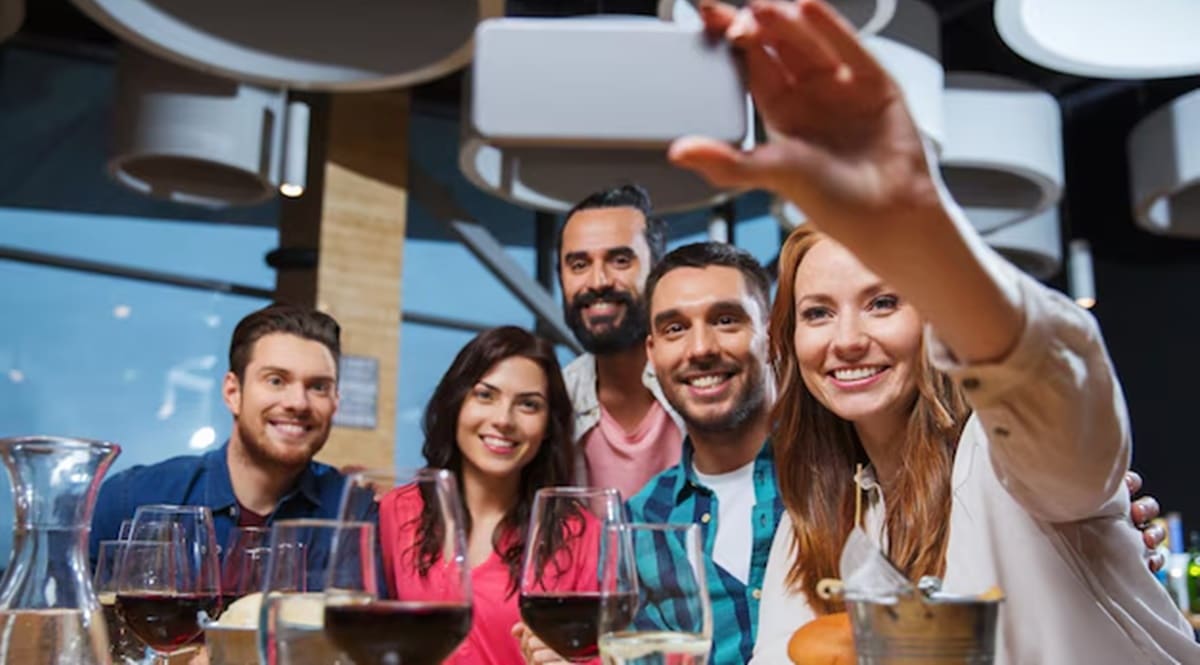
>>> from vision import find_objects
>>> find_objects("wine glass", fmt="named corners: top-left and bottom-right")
top-left (598, 524), bottom-right (712, 665)
top-left (257, 518), bottom-right (363, 665)
top-left (116, 505), bottom-right (221, 662)
top-left (94, 540), bottom-right (152, 664)
top-left (220, 526), bottom-right (270, 610)
top-left (322, 468), bottom-right (472, 665)
top-left (519, 487), bottom-right (629, 662)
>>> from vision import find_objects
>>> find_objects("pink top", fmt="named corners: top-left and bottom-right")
top-left (379, 484), bottom-right (602, 665)
top-left (581, 400), bottom-right (683, 501)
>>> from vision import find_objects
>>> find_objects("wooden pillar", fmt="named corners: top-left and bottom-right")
top-left (276, 90), bottom-right (409, 473)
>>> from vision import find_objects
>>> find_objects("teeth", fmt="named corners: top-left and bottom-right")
top-left (689, 375), bottom-right (726, 388)
top-left (482, 436), bottom-right (515, 450)
top-left (272, 423), bottom-right (306, 435)
top-left (833, 367), bottom-right (883, 381)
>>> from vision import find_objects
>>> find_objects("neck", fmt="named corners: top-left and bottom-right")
top-left (688, 406), bottom-right (771, 475)
top-left (461, 466), bottom-right (518, 528)
top-left (226, 436), bottom-right (303, 515)
top-left (594, 344), bottom-right (649, 395)
top-left (853, 413), bottom-right (908, 490)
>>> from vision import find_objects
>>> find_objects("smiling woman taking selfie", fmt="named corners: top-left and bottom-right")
top-left (668, 1), bottom-right (1199, 663)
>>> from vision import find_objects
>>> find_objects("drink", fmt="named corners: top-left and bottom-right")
top-left (115, 591), bottom-right (221, 651)
top-left (599, 631), bottom-right (710, 665)
top-left (0, 608), bottom-right (109, 665)
top-left (323, 601), bottom-right (471, 665)
top-left (98, 592), bottom-right (125, 655)
top-left (519, 592), bottom-right (637, 660)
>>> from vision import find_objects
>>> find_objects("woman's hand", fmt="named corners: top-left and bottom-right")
top-left (1125, 471), bottom-right (1167, 572)
top-left (669, 0), bottom-right (939, 238)
top-left (511, 622), bottom-right (571, 664)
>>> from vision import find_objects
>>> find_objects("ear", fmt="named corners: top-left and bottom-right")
top-left (222, 371), bottom-right (242, 417)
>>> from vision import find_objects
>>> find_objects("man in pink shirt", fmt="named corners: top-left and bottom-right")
top-left (558, 185), bottom-right (685, 500)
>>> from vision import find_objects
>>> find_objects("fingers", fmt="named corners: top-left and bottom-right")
top-left (1147, 550), bottom-right (1166, 574)
top-left (746, 2), bottom-right (842, 78)
top-left (698, 1), bottom-right (739, 35)
top-left (1140, 519), bottom-right (1166, 551)
top-left (1131, 496), bottom-right (1161, 527)
top-left (670, 137), bottom-right (808, 191)
top-left (796, 0), bottom-right (889, 80)
top-left (1124, 470), bottom-right (1143, 495)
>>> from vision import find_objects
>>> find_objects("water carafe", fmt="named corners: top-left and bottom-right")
top-left (0, 436), bottom-right (119, 664)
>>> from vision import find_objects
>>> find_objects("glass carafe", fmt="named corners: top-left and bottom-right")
top-left (0, 436), bottom-right (120, 664)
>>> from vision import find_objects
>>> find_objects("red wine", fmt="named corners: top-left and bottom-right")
top-left (115, 592), bottom-right (220, 652)
top-left (323, 601), bottom-right (472, 665)
top-left (519, 592), bottom-right (637, 661)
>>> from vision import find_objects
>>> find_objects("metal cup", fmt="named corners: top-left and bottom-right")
top-left (845, 591), bottom-right (1002, 664)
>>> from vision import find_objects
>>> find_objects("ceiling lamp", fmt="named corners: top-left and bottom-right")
top-left (460, 16), bottom-right (754, 213)
top-left (994, 0), bottom-right (1200, 79)
top-left (71, 0), bottom-right (502, 91)
top-left (1067, 238), bottom-right (1096, 309)
top-left (941, 73), bottom-right (1063, 234)
top-left (981, 207), bottom-right (1062, 281)
top-left (1129, 88), bottom-right (1200, 238)
top-left (773, 0), bottom-right (941, 229)
top-left (110, 47), bottom-right (309, 207)
top-left (0, 0), bottom-right (22, 43)
top-left (658, 0), bottom-right (898, 35)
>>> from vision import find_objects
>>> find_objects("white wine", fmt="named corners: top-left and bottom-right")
top-left (599, 631), bottom-right (710, 665)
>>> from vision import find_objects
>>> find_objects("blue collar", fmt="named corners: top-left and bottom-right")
top-left (673, 436), bottom-right (774, 503)
top-left (204, 441), bottom-right (325, 512)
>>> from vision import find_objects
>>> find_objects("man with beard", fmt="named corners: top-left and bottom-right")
top-left (626, 241), bottom-right (780, 665)
top-left (89, 303), bottom-right (348, 564)
top-left (558, 184), bottom-right (685, 499)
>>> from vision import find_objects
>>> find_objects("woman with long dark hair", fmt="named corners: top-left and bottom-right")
top-left (377, 326), bottom-right (579, 664)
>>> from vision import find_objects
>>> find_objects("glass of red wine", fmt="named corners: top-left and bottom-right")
top-left (518, 486), bottom-right (633, 663)
top-left (116, 504), bottom-right (221, 663)
top-left (322, 468), bottom-right (473, 665)
top-left (220, 526), bottom-right (270, 610)
top-left (93, 539), bottom-right (152, 664)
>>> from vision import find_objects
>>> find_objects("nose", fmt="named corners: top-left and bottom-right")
top-left (686, 324), bottom-right (721, 363)
top-left (280, 382), bottom-right (311, 411)
top-left (832, 313), bottom-right (869, 359)
top-left (489, 401), bottom-right (516, 432)
top-left (587, 261), bottom-right (611, 290)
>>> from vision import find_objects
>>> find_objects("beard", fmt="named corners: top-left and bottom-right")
top-left (234, 416), bottom-right (325, 472)
top-left (667, 361), bottom-right (768, 435)
top-left (565, 286), bottom-right (649, 355)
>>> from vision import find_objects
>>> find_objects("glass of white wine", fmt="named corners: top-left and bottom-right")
top-left (598, 523), bottom-right (712, 665)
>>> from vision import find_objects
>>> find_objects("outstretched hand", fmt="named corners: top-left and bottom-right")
top-left (670, 0), bottom-right (939, 238)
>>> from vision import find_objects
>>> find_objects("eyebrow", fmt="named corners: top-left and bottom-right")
top-left (563, 246), bottom-right (636, 264)
top-left (259, 366), bottom-right (336, 382)
top-left (796, 283), bottom-right (888, 304)
top-left (653, 299), bottom-right (747, 328)
top-left (478, 381), bottom-right (546, 400)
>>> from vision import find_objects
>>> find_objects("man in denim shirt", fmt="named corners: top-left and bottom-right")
top-left (89, 304), bottom-right (348, 565)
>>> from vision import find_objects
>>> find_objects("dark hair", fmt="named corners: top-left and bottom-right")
top-left (644, 242), bottom-right (772, 318)
top-left (558, 183), bottom-right (669, 265)
top-left (228, 303), bottom-right (341, 380)
top-left (415, 326), bottom-right (575, 593)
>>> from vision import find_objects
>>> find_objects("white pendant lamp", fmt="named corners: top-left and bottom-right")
top-left (658, 0), bottom-right (898, 35)
top-left (71, 0), bottom-right (502, 91)
top-left (0, 0), bottom-right (22, 43)
top-left (1067, 238), bottom-right (1096, 309)
top-left (941, 73), bottom-right (1063, 234)
top-left (981, 207), bottom-right (1062, 281)
top-left (1128, 88), bottom-right (1200, 239)
top-left (110, 47), bottom-right (309, 207)
top-left (995, 0), bottom-right (1200, 79)
top-left (773, 0), bottom-right (942, 229)
top-left (460, 16), bottom-right (755, 213)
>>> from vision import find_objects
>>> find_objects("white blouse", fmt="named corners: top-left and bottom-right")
top-left (752, 252), bottom-right (1199, 664)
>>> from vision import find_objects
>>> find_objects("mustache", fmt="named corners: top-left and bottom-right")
top-left (570, 286), bottom-right (638, 310)
top-left (675, 359), bottom-right (741, 379)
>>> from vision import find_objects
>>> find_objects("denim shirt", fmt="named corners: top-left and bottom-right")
top-left (88, 441), bottom-right (348, 570)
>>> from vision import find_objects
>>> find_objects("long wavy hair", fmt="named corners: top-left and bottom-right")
top-left (769, 226), bottom-right (970, 613)
top-left (415, 326), bottom-right (576, 594)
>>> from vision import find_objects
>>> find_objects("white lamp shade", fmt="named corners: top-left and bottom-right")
top-left (1129, 88), bottom-right (1200, 238)
top-left (0, 0), bottom-right (23, 43)
top-left (658, 0), bottom-right (898, 35)
top-left (995, 0), bottom-right (1200, 79)
top-left (982, 207), bottom-right (1062, 280)
top-left (110, 47), bottom-right (305, 207)
top-left (941, 73), bottom-right (1063, 233)
top-left (71, 0), bottom-right (502, 91)
top-left (866, 0), bottom-right (944, 150)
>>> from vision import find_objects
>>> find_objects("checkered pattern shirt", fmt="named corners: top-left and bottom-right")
top-left (626, 439), bottom-right (783, 665)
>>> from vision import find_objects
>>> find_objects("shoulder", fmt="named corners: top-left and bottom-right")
top-left (103, 451), bottom-right (207, 490)
top-left (562, 354), bottom-right (596, 396)
top-left (379, 482), bottom-right (424, 520)
top-left (304, 459), bottom-right (348, 488)
top-left (626, 465), bottom-right (684, 521)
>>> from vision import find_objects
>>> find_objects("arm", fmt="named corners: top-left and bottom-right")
top-left (89, 469), bottom-right (132, 568)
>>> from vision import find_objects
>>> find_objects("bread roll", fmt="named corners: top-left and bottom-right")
top-left (787, 612), bottom-right (855, 665)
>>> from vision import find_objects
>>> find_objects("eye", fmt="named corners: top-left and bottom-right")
top-left (715, 314), bottom-right (740, 327)
top-left (310, 381), bottom-right (333, 395)
top-left (661, 322), bottom-right (685, 336)
top-left (518, 398), bottom-right (545, 413)
top-left (869, 294), bottom-right (899, 312)
top-left (265, 374), bottom-right (285, 387)
top-left (567, 258), bottom-right (588, 272)
top-left (610, 254), bottom-right (632, 268)
top-left (473, 387), bottom-right (495, 402)
top-left (800, 306), bottom-right (832, 322)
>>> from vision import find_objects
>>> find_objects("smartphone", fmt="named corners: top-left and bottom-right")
top-left (471, 17), bottom-right (750, 149)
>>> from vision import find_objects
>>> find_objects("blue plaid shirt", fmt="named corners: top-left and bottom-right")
top-left (626, 438), bottom-right (782, 665)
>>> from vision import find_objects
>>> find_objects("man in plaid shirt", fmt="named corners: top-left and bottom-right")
top-left (626, 241), bottom-right (782, 665)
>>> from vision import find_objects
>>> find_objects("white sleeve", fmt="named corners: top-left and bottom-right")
top-left (751, 513), bottom-right (818, 665)
top-left (927, 251), bottom-right (1131, 523)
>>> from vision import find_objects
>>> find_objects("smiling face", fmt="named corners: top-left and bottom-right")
top-left (455, 355), bottom-right (549, 484)
top-left (792, 239), bottom-right (924, 435)
top-left (559, 206), bottom-right (653, 354)
top-left (647, 265), bottom-right (769, 434)
top-left (223, 332), bottom-right (339, 470)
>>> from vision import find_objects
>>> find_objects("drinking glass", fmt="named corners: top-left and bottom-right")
top-left (116, 505), bottom-right (221, 661)
top-left (322, 468), bottom-right (472, 665)
top-left (598, 524), bottom-right (712, 665)
top-left (94, 540), bottom-right (151, 665)
top-left (221, 526), bottom-right (270, 610)
top-left (257, 519), bottom-right (361, 665)
top-left (519, 487), bottom-right (631, 662)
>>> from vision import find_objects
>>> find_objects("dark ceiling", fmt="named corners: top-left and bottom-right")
top-left (7, 0), bottom-right (1200, 262)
